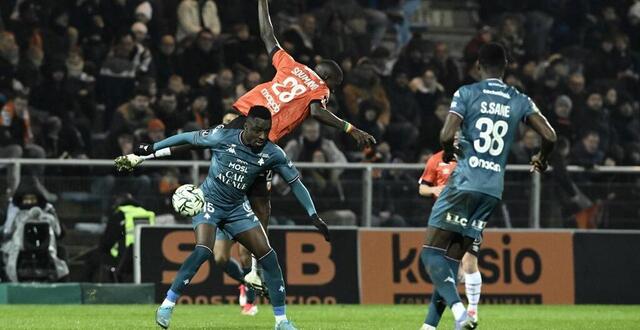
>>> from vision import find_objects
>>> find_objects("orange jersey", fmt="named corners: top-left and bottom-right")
top-left (233, 49), bottom-right (330, 142)
top-left (418, 151), bottom-right (457, 188)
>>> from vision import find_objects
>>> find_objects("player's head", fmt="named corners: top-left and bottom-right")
top-left (314, 59), bottom-right (343, 90)
top-left (244, 106), bottom-right (272, 148)
top-left (477, 42), bottom-right (507, 78)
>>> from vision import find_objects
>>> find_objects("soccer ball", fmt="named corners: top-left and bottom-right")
top-left (172, 184), bottom-right (205, 217)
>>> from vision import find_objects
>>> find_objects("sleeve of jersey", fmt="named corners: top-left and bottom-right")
top-left (419, 157), bottom-right (436, 185)
top-left (449, 88), bottom-right (467, 119)
top-left (522, 96), bottom-right (541, 122)
top-left (310, 87), bottom-right (331, 109)
top-left (290, 179), bottom-right (318, 217)
top-left (272, 48), bottom-right (296, 71)
top-left (154, 127), bottom-right (223, 150)
top-left (271, 147), bottom-right (300, 184)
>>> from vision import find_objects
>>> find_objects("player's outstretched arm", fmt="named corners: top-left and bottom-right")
top-left (258, 0), bottom-right (280, 53)
top-left (440, 113), bottom-right (464, 163)
top-left (310, 102), bottom-right (376, 148)
top-left (527, 113), bottom-right (557, 172)
top-left (289, 179), bottom-right (330, 241)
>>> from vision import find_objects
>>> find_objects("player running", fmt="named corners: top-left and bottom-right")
top-left (118, 107), bottom-right (329, 330)
top-left (131, 0), bottom-right (376, 315)
top-left (418, 141), bottom-right (482, 324)
top-left (419, 43), bottom-right (556, 330)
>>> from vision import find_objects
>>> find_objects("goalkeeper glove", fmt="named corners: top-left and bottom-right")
top-left (311, 214), bottom-right (330, 242)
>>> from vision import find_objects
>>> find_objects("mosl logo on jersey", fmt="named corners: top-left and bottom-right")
top-left (469, 156), bottom-right (501, 172)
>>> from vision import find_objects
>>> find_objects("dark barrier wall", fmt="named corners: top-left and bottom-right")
top-left (574, 232), bottom-right (640, 304)
top-left (138, 226), bottom-right (359, 304)
top-left (137, 226), bottom-right (640, 304)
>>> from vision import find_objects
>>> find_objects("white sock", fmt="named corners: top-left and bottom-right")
top-left (420, 324), bottom-right (436, 330)
top-left (465, 271), bottom-right (482, 313)
top-left (275, 314), bottom-right (288, 323)
top-left (161, 298), bottom-right (176, 308)
top-left (451, 302), bottom-right (466, 321)
top-left (251, 256), bottom-right (258, 272)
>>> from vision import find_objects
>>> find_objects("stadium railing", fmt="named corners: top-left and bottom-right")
top-left (0, 159), bottom-right (638, 229)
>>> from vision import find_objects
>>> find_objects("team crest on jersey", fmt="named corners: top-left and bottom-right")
top-left (258, 158), bottom-right (265, 166)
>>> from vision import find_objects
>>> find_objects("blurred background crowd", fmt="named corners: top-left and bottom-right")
top-left (0, 0), bottom-right (639, 234)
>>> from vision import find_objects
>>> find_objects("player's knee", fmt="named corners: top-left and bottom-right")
top-left (462, 254), bottom-right (479, 273)
top-left (214, 253), bottom-right (229, 266)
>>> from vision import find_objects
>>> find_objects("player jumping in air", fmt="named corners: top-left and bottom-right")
top-left (118, 107), bottom-right (328, 330)
top-left (419, 43), bottom-right (556, 330)
top-left (129, 0), bottom-right (376, 315)
top-left (418, 136), bottom-right (483, 323)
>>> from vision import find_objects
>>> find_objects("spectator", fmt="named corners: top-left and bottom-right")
top-left (464, 25), bottom-right (493, 66)
top-left (179, 29), bottom-right (224, 87)
top-left (315, 13), bottom-right (358, 60)
top-left (140, 118), bottom-right (166, 144)
top-left (565, 72), bottom-right (587, 114)
top-left (578, 91), bottom-right (613, 151)
top-left (342, 59), bottom-right (390, 132)
top-left (0, 93), bottom-right (53, 200)
top-left (549, 95), bottom-right (575, 141)
top-left (510, 129), bottom-right (541, 164)
top-left (223, 23), bottom-right (263, 70)
top-left (497, 15), bottom-right (525, 63)
top-left (429, 42), bottom-right (460, 95)
top-left (154, 89), bottom-right (185, 135)
top-left (282, 14), bottom-right (317, 60)
top-left (153, 35), bottom-right (179, 89)
top-left (571, 131), bottom-right (610, 167)
top-left (385, 69), bottom-right (420, 156)
top-left (410, 68), bottom-right (445, 113)
top-left (0, 32), bottom-right (20, 92)
top-left (176, 0), bottom-right (221, 43)
top-left (235, 71), bottom-right (261, 97)
top-left (109, 88), bottom-right (154, 136)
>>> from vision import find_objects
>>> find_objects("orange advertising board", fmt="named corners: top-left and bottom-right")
top-left (359, 229), bottom-right (574, 304)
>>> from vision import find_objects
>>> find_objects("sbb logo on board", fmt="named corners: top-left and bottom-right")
top-left (140, 227), bottom-right (359, 304)
top-left (358, 230), bottom-right (574, 304)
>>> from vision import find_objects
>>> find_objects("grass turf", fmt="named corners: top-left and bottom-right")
top-left (1, 304), bottom-right (639, 329)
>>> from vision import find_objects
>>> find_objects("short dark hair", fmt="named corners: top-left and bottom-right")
top-left (478, 42), bottom-right (507, 71)
top-left (318, 59), bottom-right (343, 81)
top-left (248, 106), bottom-right (271, 120)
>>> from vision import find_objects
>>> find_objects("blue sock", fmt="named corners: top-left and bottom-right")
top-left (243, 267), bottom-right (256, 304)
top-left (223, 258), bottom-right (245, 282)
top-left (258, 249), bottom-right (286, 312)
top-left (420, 247), bottom-right (462, 307)
top-left (168, 245), bottom-right (212, 296)
top-left (425, 290), bottom-right (446, 326)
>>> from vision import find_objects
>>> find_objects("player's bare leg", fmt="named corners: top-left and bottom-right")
top-left (238, 244), bottom-right (259, 315)
top-left (420, 227), bottom-right (476, 330)
top-left (157, 223), bottom-right (216, 329)
top-left (235, 225), bottom-right (296, 330)
top-left (462, 252), bottom-right (481, 322)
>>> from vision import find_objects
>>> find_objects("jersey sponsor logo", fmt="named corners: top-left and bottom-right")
top-left (260, 88), bottom-right (281, 113)
top-left (480, 101), bottom-right (511, 118)
top-left (468, 156), bottom-right (502, 172)
top-left (445, 212), bottom-right (488, 230)
top-left (482, 89), bottom-right (511, 99)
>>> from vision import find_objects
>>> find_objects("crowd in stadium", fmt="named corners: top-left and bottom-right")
top-left (0, 1), bottom-right (639, 221)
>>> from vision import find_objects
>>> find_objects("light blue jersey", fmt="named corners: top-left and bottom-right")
top-left (190, 125), bottom-right (298, 208)
top-left (448, 78), bottom-right (540, 199)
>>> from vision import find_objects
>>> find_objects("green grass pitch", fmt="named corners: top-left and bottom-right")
top-left (1, 304), bottom-right (639, 329)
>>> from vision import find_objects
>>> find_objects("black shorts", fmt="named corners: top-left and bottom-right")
top-left (225, 115), bottom-right (272, 198)
top-left (467, 235), bottom-right (482, 257)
